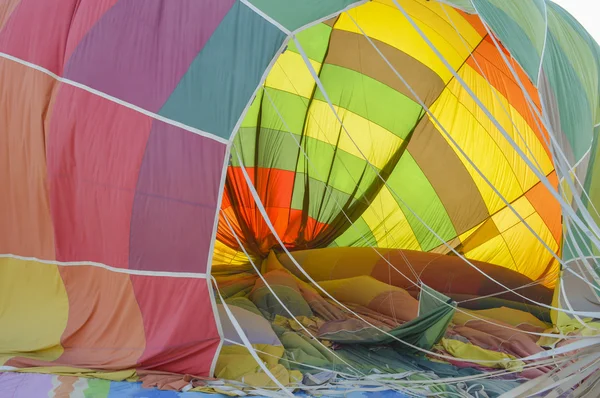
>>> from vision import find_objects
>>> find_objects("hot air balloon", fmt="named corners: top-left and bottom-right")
top-left (1, 0), bottom-right (599, 397)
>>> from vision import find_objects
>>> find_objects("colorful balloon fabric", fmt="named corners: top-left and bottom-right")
top-left (1, 0), bottom-right (599, 397)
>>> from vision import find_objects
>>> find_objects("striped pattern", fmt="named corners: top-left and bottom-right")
top-left (218, 0), bottom-right (563, 286)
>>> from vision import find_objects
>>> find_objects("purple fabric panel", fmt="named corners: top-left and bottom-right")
top-left (63, 0), bottom-right (235, 112)
top-left (0, 372), bottom-right (54, 398)
top-left (129, 121), bottom-right (226, 273)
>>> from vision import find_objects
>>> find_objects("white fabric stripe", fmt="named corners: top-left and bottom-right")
top-left (0, 52), bottom-right (228, 144)
top-left (537, 0), bottom-right (549, 85)
top-left (290, 0), bottom-right (368, 35)
top-left (239, 0), bottom-right (291, 35)
top-left (212, 277), bottom-right (294, 397)
top-left (0, 253), bottom-right (207, 278)
top-left (262, 87), bottom-right (576, 339)
top-left (206, 147), bottom-right (230, 377)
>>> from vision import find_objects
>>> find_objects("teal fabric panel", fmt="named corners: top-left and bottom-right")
top-left (248, 0), bottom-right (359, 32)
top-left (159, 1), bottom-right (286, 139)
top-left (472, 0), bottom-right (544, 84)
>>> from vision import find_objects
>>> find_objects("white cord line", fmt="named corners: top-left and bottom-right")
top-left (394, 0), bottom-right (600, 253)
top-left (224, 337), bottom-right (582, 392)
top-left (233, 142), bottom-right (600, 363)
top-left (218, 216), bottom-right (412, 394)
top-left (438, 2), bottom-right (600, 295)
top-left (341, 9), bottom-right (600, 299)
top-left (465, 0), bottom-right (600, 249)
top-left (295, 26), bottom-right (600, 316)
top-left (265, 63), bottom-right (422, 283)
top-left (261, 87), bottom-right (574, 339)
top-left (211, 276), bottom-right (294, 397)
top-left (220, 211), bottom-right (365, 377)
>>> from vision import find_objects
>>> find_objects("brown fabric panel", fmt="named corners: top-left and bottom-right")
top-left (459, 219), bottom-right (500, 253)
top-left (407, 118), bottom-right (490, 234)
top-left (324, 29), bottom-right (445, 105)
top-left (323, 16), bottom-right (338, 27)
top-left (430, 237), bottom-right (461, 255)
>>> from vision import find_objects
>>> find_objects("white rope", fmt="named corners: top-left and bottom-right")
top-left (466, 0), bottom-right (600, 250)
top-left (262, 86), bottom-right (577, 339)
top-left (212, 277), bottom-right (295, 397)
top-left (311, 13), bottom-right (600, 315)
top-left (232, 142), bottom-right (600, 363)
top-left (395, 0), bottom-right (600, 254)
top-left (220, 211), bottom-right (364, 376)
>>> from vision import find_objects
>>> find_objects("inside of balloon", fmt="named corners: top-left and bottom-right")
top-left (210, 247), bottom-right (564, 395)
top-left (204, 2), bottom-right (600, 393)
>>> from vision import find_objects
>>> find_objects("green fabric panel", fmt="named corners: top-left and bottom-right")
top-left (291, 172), bottom-right (354, 223)
top-left (314, 65), bottom-right (422, 139)
top-left (240, 89), bottom-right (264, 128)
top-left (333, 217), bottom-right (377, 248)
top-left (231, 128), bottom-right (257, 167)
top-left (419, 284), bottom-right (452, 315)
top-left (250, 285), bottom-right (313, 318)
top-left (296, 136), bottom-right (376, 196)
top-left (472, 0), bottom-right (544, 84)
top-left (247, 0), bottom-right (358, 32)
top-left (83, 378), bottom-right (110, 398)
top-left (542, 31), bottom-right (593, 161)
top-left (287, 23), bottom-right (333, 62)
top-left (547, 3), bottom-right (600, 130)
top-left (261, 88), bottom-right (309, 135)
top-left (387, 153), bottom-right (457, 251)
top-left (319, 292), bottom-right (456, 351)
top-left (233, 128), bottom-right (301, 171)
top-left (159, 2), bottom-right (286, 139)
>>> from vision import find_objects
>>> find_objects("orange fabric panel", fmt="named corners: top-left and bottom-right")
top-left (526, 172), bottom-right (562, 245)
top-left (457, 9), bottom-right (488, 38)
top-left (0, 0), bottom-right (20, 30)
top-left (0, 58), bottom-right (56, 259)
top-left (467, 37), bottom-right (551, 158)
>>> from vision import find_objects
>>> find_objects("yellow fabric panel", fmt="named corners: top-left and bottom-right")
top-left (465, 235), bottom-right (517, 271)
top-left (305, 100), bottom-right (403, 169)
top-left (214, 344), bottom-right (302, 387)
top-left (337, 0), bottom-right (482, 82)
top-left (262, 250), bottom-right (287, 273)
top-left (440, 338), bottom-right (524, 370)
top-left (361, 185), bottom-right (422, 250)
top-left (492, 196), bottom-right (535, 233)
top-left (453, 307), bottom-right (549, 330)
top-left (456, 65), bottom-right (554, 191)
top-left (459, 220), bottom-right (485, 242)
top-left (278, 247), bottom-right (380, 282)
top-left (211, 240), bottom-right (252, 273)
top-left (318, 276), bottom-right (401, 306)
top-left (430, 85), bottom-right (524, 214)
top-left (265, 51), bottom-right (320, 98)
top-left (500, 213), bottom-right (559, 282)
top-left (0, 257), bottom-right (68, 365)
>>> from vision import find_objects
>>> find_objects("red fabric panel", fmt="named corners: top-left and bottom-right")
top-left (0, 0), bottom-right (78, 74)
top-left (217, 167), bottom-right (329, 255)
top-left (130, 275), bottom-right (220, 376)
top-left (48, 85), bottom-right (152, 268)
top-left (63, 0), bottom-right (119, 63)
